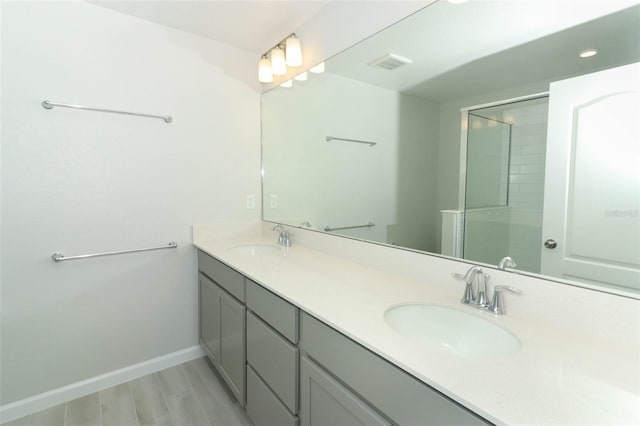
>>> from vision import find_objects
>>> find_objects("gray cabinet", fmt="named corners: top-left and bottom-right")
top-left (197, 250), bottom-right (491, 425)
top-left (300, 313), bottom-right (491, 426)
top-left (198, 252), bottom-right (246, 406)
top-left (300, 356), bottom-right (391, 426)
top-left (218, 289), bottom-right (246, 405)
top-left (246, 280), bottom-right (300, 426)
top-left (199, 273), bottom-right (220, 363)
top-left (247, 365), bottom-right (298, 426)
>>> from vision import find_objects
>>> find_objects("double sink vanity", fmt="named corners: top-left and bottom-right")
top-left (193, 223), bottom-right (639, 426)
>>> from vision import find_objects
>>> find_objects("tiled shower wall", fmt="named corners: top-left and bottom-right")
top-left (504, 99), bottom-right (549, 273)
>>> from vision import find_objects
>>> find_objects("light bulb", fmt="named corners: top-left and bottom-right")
top-left (309, 62), bottom-right (325, 73)
top-left (280, 79), bottom-right (293, 88)
top-left (579, 49), bottom-right (598, 58)
top-left (293, 71), bottom-right (308, 81)
top-left (285, 34), bottom-right (302, 67)
top-left (258, 55), bottom-right (273, 83)
top-left (271, 46), bottom-right (287, 75)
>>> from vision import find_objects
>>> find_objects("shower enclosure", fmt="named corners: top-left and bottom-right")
top-left (462, 96), bottom-right (549, 273)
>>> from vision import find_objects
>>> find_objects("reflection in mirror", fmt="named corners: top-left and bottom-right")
top-left (462, 96), bottom-right (548, 274)
top-left (262, 1), bottom-right (640, 295)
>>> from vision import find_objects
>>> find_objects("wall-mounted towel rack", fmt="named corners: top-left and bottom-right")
top-left (42, 100), bottom-right (173, 123)
top-left (324, 222), bottom-right (375, 232)
top-left (52, 241), bottom-right (177, 262)
top-left (325, 136), bottom-right (376, 147)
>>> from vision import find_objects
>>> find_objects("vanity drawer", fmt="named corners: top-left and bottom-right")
top-left (198, 250), bottom-right (245, 302)
top-left (246, 279), bottom-right (298, 343)
top-left (247, 311), bottom-right (298, 413)
top-left (247, 365), bottom-right (298, 426)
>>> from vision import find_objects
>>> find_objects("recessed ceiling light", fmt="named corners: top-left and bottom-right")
top-left (579, 49), bottom-right (599, 58)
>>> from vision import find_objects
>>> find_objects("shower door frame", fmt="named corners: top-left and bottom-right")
top-left (457, 92), bottom-right (549, 211)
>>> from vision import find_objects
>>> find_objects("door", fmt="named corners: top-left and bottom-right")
top-left (219, 290), bottom-right (247, 406)
top-left (199, 273), bottom-right (221, 364)
top-left (541, 62), bottom-right (640, 291)
top-left (299, 356), bottom-right (391, 426)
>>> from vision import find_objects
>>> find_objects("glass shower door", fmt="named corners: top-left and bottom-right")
top-left (463, 97), bottom-right (549, 273)
top-left (463, 113), bottom-right (512, 266)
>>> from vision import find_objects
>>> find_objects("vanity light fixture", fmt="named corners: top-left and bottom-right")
top-left (258, 33), bottom-right (303, 83)
top-left (309, 62), bottom-right (325, 73)
top-left (579, 48), bottom-right (599, 58)
top-left (285, 34), bottom-right (302, 66)
top-left (271, 46), bottom-right (287, 75)
top-left (293, 71), bottom-right (308, 81)
top-left (280, 79), bottom-right (293, 88)
top-left (258, 55), bottom-right (274, 83)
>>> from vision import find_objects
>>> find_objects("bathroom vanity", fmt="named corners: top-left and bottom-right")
top-left (193, 223), bottom-right (640, 426)
top-left (198, 249), bottom-right (489, 425)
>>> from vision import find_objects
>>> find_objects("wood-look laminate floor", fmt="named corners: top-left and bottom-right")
top-left (3, 357), bottom-right (253, 426)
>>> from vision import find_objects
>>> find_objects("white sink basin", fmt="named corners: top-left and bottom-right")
top-left (228, 244), bottom-right (282, 256)
top-left (384, 304), bottom-right (521, 358)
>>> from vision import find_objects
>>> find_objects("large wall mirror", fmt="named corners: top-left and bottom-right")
top-left (262, 0), bottom-right (640, 296)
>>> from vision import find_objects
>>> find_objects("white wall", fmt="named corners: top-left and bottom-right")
top-left (0, 0), bottom-right (260, 405)
top-left (262, 73), bottom-right (439, 251)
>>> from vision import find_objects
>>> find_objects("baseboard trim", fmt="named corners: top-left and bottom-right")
top-left (0, 345), bottom-right (205, 424)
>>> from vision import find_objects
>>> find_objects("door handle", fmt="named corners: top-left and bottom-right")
top-left (544, 239), bottom-right (557, 249)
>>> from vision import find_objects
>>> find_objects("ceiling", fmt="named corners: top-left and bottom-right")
top-left (326, 0), bottom-right (640, 101)
top-left (89, 0), bottom-right (333, 54)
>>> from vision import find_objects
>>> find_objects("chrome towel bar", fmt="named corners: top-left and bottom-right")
top-left (325, 136), bottom-right (376, 147)
top-left (324, 222), bottom-right (375, 232)
top-left (52, 241), bottom-right (178, 262)
top-left (42, 100), bottom-right (173, 123)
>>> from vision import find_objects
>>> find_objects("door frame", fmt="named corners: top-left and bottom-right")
top-left (457, 92), bottom-right (549, 210)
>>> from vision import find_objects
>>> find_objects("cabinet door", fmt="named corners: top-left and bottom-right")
top-left (219, 290), bottom-right (247, 406)
top-left (199, 273), bottom-right (220, 365)
top-left (300, 356), bottom-right (391, 426)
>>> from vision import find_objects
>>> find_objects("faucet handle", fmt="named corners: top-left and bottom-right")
top-left (487, 285), bottom-right (521, 315)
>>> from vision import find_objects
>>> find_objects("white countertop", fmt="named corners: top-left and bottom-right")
top-left (193, 225), bottom-right (640, 425)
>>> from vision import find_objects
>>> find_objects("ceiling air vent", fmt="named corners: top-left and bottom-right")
top-left (368, 53), bottom-right (413, 71)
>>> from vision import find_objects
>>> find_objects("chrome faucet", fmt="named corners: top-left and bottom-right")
top-left (272, 224), bottom-right (292, 247)
top-left (458, 266), bottom-right (482, 304)
top-left (453, 266), bottom-right (521, 314)
top-left (475, 272), bottom-right (489, 308)
top-left (498, 256), bottom-right (517, 270)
